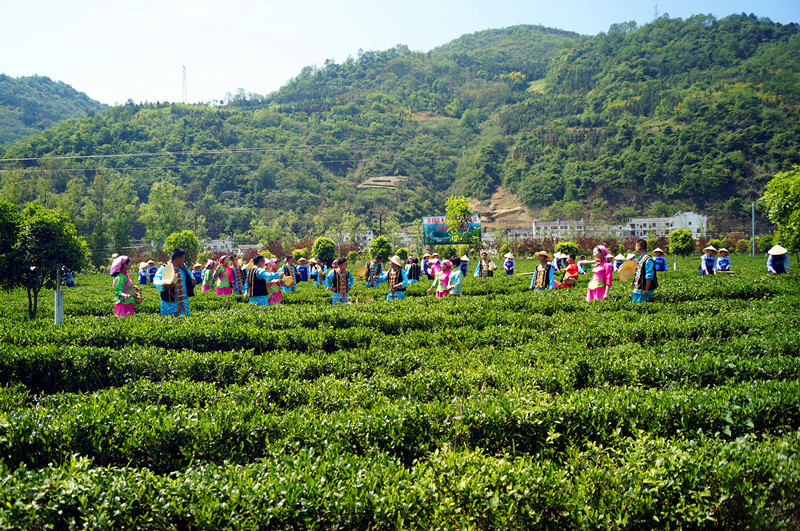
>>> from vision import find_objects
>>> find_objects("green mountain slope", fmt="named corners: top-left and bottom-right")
top-left (0, 75), bottom-right (107, 146)
top-left (1, 15), bottom-right (798, 254)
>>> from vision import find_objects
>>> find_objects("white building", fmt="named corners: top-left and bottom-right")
top-left (628, 212), bottom-right (707, 239)
top-left (531, 212), bottom-right (708, 240)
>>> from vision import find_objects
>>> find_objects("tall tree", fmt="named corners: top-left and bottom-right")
top-left (761, 165), bottom-right (800, 255)
top-left (140, 181), bottom-right (188, 249)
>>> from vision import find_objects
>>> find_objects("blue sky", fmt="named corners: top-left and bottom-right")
top-left (2, 0), bottom-right (798, 105)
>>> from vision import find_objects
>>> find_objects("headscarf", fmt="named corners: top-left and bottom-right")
top-left (109, 255), bottom-right (129, 276)
top-left (205, 259), bottom-right (215, 269)
top-left (595, 245), bottom-right (610, 262)
top-left (442, 259), bottom-right (452, 269)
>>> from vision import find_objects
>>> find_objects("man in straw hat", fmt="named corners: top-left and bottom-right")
top-left (154, 248), bottom-right (195, 316)
top-left (146, 260), bottom-right (158, 283)
top-left (652, 248), bottom-right (668, 272)
top-left (325, 256), bottom-right (354, 304)
top-left (530, 251), bottom-right (555, 291)
top-left (459, 254), bottom-right (470, 276)
top-left (296, 257), bottom-right (309, 283)
top-left (632, 239), bottom-right (658, 303)
top-left (716, 248), bottom-right (731, 272)
top-left (700, 245), bottom-right (717, 275)
top-left (137, 261), bottom-right (149, 285)
top-left (503, 252), bottom-right (515, 275)
top-left (612, 254), bottom-right (626, 272)
top-left (767, 245), bottom-right (790, 274)
top-left (377, 255), bottom-right (409, 301)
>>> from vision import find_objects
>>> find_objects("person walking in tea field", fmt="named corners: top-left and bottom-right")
top-left (147, 260), bottom-right (158, 283)
top-left (652, 248), bottom-right (669, 272)
top-left (428, 258), bottom-right (452, 298)
top-left (137, 262), bottom-right (149, 285)
top-left (297, 257), bottom-right (309, 283)
top-left (310, 258), bottom-right (327, 287)
top-left (266, 259), bottom-right (283, 304)
top-left (767, 245), bottom-right (790, 274)
top-left (632, 239), bottom-right (658, 303)
top-left (405, 256), bottom-right (421, 284)
top-left (716, 248), bottom-right (732, 272)
top-left (154, 248), bottom-right (195, 317)
top-left (558, 253), bottom-right (580, 289)
top-left (192, 263), bottom-right (203, 285)
top-left (246, 255), bottom-right (282, 307)
top-left (366, 255), bottom-right (383, 288)
top-left (580, 245), bottom-right (613, 301)
top-left (201, 260), bottom-right (216, 292)
top-left (474, 251), bottom-right (496, 278)
top-left (282, 256), bottom-right (298, 294)
top-left (447, 256), bottom-right (464, 297)
top-left (110, 255), bottom-right (136, 317)
top-left (326, 257), bottom-right (354, 304)
top-left (503, 252), bottom-right (516, 275)
top-left (530, 251), bottom-right (555, 291)
top-left (214, 256), bottom-right (234, 296)
top-left (700, 246), bottom-right (718, 275)
top-left (378, 255), bottom-right (410, 301)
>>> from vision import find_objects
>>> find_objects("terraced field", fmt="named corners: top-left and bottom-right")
top-left (0, 256), bottom-right (797, 528)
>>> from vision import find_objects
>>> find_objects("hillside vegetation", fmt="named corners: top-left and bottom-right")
top-left (0, 75), bottom-right (106, 146)
top-left (1, 15), bottom-right (798, 253)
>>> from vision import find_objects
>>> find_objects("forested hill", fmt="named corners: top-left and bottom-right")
top-left (0, 75), bottom-right (107, 146)
top-left (1, 15), bottom-right (799, 257)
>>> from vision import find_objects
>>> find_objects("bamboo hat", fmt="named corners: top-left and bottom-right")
top-left (768, 245), bottom-right (788, 255)
top-left (138, 262), bottom-right (149, 270)
top-left (625, 253), bottom-right (636, 260)
top-left (298, 257), bottom-right (308, 264)
top-left (193, 263), bottom-right (203, 269)
top-left (355, 266), bottom-right (369, 278)
top-left (282, 276), bottom-right (294, 286)
top-left (535, 251), bottom-right (553, 261)
top-left (718, 248), bottom-right (729, 255)
top-left (618, 260), bottom-right (638, 283)
top-left (389, 255), bottom-right (404, 267)
top-left (614, 254), bottom-right (625, 261)
top-left (504, 252), bottom-right (514, 259)
top-left (652, 248), bottom-right (666, 256)
top-left (460, 255), bottom-right (470, 262)
top-left (703, 246), bottom-right (717, 253)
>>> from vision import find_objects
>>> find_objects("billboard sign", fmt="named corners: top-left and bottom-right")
top-left (423, 215), bottom-right (481, 245)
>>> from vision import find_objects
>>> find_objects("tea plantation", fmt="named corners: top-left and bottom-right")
top-left (0, 256), bottom-right (798, 529)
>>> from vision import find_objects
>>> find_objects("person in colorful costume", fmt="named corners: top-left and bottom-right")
top-left (192, 263), bottom-right (203, 285)
top-left (503, 252), bottom-right (515, 275)
top-left (282, 256), bottom-right (298, 294)
top-left (310, 258), bottom-right (327, 287)
top-left (652, 248), bottom-right (669, 272)
top-left (110, 255), bottom-right (135, 317)
top-left (558, 253), bottom-right (580, 289)
top-left (378, 255), bottom-right (409, 301)
top-left (581, 245), bottom-right (613, 301)
top-left (228, 254), bottom-right (246, 295)
top-left (214, 256), bottom-right (234, 295)
top-left (632, 239), bottom-right (658, 303)
top-left (700, 246), bottom-right (717, 275)
top-left (326, 257), bottom-right (354, 304)
top-left (474, 252), bottom-right (495, 278)
top-left (421, 253), bottom-right (433, 280)
top-left (297, 258), bottom-right (309, 283)
top-left (447, 256), bottom-right (464, 297)
top-left (405, 257), bottom-right (421, 284)
top-left (201, 260), bottom-right (216, 292)
top-left (530, 251), bottom-right (556, 291)
top-left (612, 254), bottom-right (625, 272)
top-left (716, 248), bottom-right (732, 272)
top-left (245, 255), bottom-right (282, 307)
top-left (138, 263), bottom-right (148, 285)
top-left (459, 255), bottom-right (470, 276)
top-left (266, 259), bottom-right (283, 304)
top-left (767, 245), bottom-right (790, 274)
top-left (428, 253), bottom-right (442, 279)
top-left (427, 258), bottom-right (451, 298)
top-left (366, 256), bottom-right (383, 288)
top-left (154, 248), bottom-right (195, 316)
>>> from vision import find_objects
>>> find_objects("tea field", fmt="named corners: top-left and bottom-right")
top-left (0, 256), bottom-right (798, 529)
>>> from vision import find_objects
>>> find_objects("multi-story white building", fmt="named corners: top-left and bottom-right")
top-left (628, 212), bottom-right (707, 239)
top-left (531, 212), bottom-right (708, 240)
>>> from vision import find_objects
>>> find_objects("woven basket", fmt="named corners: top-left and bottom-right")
top-left (133, 287), bottom-right (144, 305)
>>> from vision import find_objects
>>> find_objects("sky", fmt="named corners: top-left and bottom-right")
top-left (2, 0), bottom-right (798, 106)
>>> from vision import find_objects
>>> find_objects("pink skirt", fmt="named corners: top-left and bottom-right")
top-left (114, 303), bottom-right (135, 317)
top-left (202, 285), bottom-right (212, 292)
top-left (217, 287), bottom-right (232, 296)
top-left (269, 291), bottom-right (281, 304)
top-left (586, 286), bottom-right (608, 301)
top-left (436, 291), bottom-right (449, 298)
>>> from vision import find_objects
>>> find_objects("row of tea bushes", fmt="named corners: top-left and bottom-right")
top-left (0, 430), bottom-right (797, 529)
top-left (3, 376), bottom-right (799, 471)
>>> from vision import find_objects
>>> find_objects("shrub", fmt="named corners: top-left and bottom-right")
top-left (555, 241), bottom-right (580, 255)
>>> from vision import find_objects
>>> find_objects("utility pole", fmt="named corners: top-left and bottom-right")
top-left (751, 202), bottom-right (756, 257)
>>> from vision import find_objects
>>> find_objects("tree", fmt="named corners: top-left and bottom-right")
top-left (669, 229), bottom-right (695, 257)
top-left (445, 195), bottom-right (478, 244)
top-left (761, 165), bottom-right (800, 254)
top-left (292, 247), bottom-right (309, 261)
top-left (369, 236), bottom-right (392, 262)
top-left (163, 230), bottom-right (201, 263)
top-left (140, 181), bottom-right (188, 248)
top-left (312, 237), bottom-right (336, 263)
top-left (0, 203), bottom-right (88, 319)
top-left (555, 241), bottom-right (580, 255)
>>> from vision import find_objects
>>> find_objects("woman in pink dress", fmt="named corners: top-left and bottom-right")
top-left (266, 258), bottom-right (282, 304)
top-left (215, 255), bottom-right (235, 296)
top-left (581, 245), bottom-right (613, 301)
top-left (110, 255), bottom-right (136, 317)
top-left (427, 259), bottom-right (452, 298)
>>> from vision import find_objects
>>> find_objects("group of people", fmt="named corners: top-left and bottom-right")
top-left (111, 240), bottom-right (792, 316)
